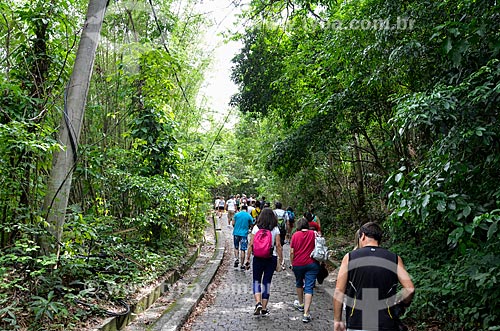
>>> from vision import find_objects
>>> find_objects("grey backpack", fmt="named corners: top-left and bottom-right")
top-left (311, 233), bottom-right (330, 262)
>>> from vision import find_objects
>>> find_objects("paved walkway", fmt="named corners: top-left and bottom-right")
top-left (183, 213), bottom-right (336, 331)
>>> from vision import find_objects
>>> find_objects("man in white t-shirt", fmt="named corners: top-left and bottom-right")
top-left (273, 201), bottom-right (287, 246)
top-left (226, 195), bottom-right (237, 225)
top-left (217, 197), bottom-right (225, 220)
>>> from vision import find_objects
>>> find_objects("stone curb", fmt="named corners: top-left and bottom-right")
top-left (148, 217), bottom-right (224, 331)
top-left (96, 218), bottom-right (222, 331)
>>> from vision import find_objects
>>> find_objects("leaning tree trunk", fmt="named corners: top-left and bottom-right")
top-left (353, 132), bottom-right (366, 220)
top-left (40, 0), bottom-right (108, 256)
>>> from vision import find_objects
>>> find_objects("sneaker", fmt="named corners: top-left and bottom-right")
top-left (302, 313), bottom-right (311, 323)
top-left (261, 309), bottom-right (270, 316)
top-left (234, 259), bottom-right (239, 267)
top-left (294, 300), bottom-right (304, 312)
top-left (240, 265), bottom-right (246, 270)
top-left (254, 302), bottom-right (262, 315)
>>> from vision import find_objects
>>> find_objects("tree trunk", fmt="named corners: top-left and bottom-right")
top-left (353, 132), bottom-right (366, 219)
top-left (40, 0), bottom-right (108, 255)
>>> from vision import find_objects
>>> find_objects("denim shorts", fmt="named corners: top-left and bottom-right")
top-left (233, 235), bottom-right (248, 251)
top-left (293, 262), bottom-right (320, 295)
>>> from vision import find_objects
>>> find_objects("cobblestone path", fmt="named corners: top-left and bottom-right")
top-left (184, 213), bottom-right (336, 331)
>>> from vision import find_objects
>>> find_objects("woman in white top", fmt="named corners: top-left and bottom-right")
top-left (245, 207), bottom-right (284, 316)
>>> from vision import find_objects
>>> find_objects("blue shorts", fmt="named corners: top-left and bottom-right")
top-left (233, 235), bottom-right (248, 251)
top-left (293, 262), bottom-right (320, 295)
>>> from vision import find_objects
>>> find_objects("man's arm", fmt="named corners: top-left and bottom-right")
top-left (397, 256), bottom-right (415, 305)
top-left (334, 254), bottom-right (348, 331)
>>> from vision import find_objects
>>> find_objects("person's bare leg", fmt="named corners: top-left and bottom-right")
top-left (262, 298), bottom-right (269, 310)
top-left (296, 286), bottom-right (304, 304)
top-left (304, 293), bottom-right (313, 315)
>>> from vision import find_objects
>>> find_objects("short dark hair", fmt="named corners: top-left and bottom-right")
top-left (275, 201), bottom-right (282, 209)
top-left (359, 222), bottom-right (383, 243)
top-left (296, 217), bottom-right (309, 230)
top-left (304, 212), bottom-right (314, 222)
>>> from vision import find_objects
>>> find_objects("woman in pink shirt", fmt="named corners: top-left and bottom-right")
top-left (290, 217), bottom-right (320, 323)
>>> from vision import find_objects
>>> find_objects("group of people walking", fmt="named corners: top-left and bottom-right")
top-left (214, 194), bottom-right (268, 226)
top-left (228, 200), bottom-right (325, 323)
top-left (219, 196), bottom-right (415, 330)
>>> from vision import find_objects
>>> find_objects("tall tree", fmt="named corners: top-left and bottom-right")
top-left (40, 0), bottom-right (108, 255)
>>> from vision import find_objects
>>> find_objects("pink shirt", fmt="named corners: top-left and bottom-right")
top-left (290, 230), bottom-right (316, 266)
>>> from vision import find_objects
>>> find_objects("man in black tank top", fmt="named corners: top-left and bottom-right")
top-left (333, 222), bottom-right (415, 331)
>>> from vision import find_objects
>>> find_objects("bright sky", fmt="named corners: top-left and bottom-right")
top-left (194, 0), bottom-right (247, 119)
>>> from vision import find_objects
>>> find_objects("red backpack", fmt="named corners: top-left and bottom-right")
top-left (253, 228), bottom-right (273, 258)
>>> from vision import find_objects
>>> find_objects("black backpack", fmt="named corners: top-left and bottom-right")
top-left (276, 210), bottom-right (287, 244)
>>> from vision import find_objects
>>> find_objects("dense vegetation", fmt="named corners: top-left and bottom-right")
top-left (0, 0), bottom-right (219, 329)
top-left (0, 0), bottom-right (499, 330)
top-left (228, 0), bottom-right (500, 330)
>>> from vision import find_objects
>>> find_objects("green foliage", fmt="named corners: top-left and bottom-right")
top-left (1, 0), bottom-right (213, 329)
top-left (387, 59), bottom-right (500, 245)
top-left (1, 0), bottom-right (499, 329)
top-left (30, 291), bottom-right (68, 322)
top-left (393, 240), bottom-right (500, 331)
top-left (386, 59), bottom-right (500, 330)
top-left (0, 239), bottom-right (61, 328)
top-left (231, 25), bottom-right (289, 117)
top-left (0, 303), bottom-right (20, 330)
top-left (129, 105), bottom-right (178, 176)
top-left (0, 120), bottom-right (61, 248)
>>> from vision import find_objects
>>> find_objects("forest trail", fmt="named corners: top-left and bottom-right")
top-left (181, 213), bottom-right (337, 331)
